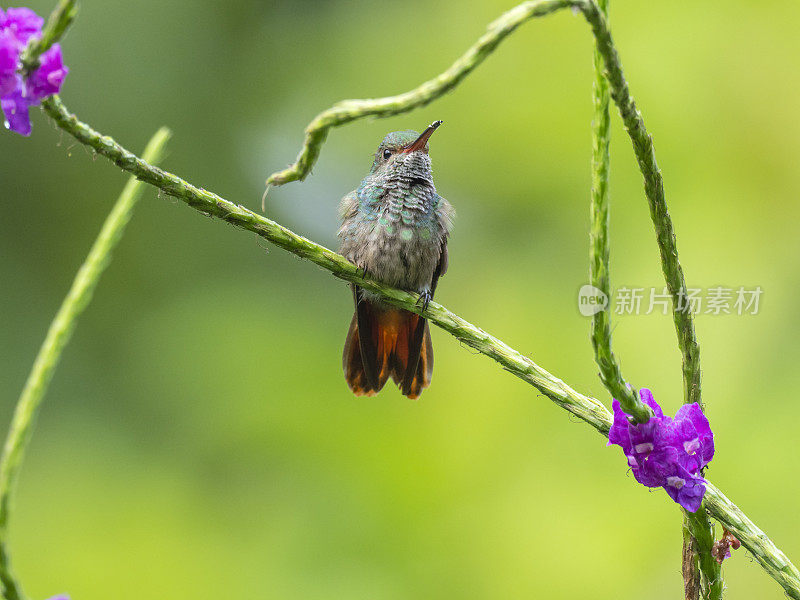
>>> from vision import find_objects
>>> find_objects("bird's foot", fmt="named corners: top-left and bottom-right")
top-left (355, 263), bottom-right (371, 280)
top-left (416, 290), bottom-right (432, 313)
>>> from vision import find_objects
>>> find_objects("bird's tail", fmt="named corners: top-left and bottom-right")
top-left (342, 295), bottom-right (433, 399)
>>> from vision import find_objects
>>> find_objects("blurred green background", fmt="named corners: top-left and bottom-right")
top-left (2, 0), bottom-right (799, 598)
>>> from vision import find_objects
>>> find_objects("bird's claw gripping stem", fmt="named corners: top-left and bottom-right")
top-left (416, 290), bottom-right (432, 313)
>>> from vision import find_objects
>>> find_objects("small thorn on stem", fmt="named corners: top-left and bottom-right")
top-left (261, 184), bottom-right (272, 213)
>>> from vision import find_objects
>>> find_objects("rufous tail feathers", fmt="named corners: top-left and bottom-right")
top-left (342, 295), bottom-right (433, 399)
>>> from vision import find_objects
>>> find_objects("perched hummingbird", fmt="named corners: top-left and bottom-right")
top-left (338, 121), bottom-right (453, 399)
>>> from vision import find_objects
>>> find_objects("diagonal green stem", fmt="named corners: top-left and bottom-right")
top-left (41, 96), bottom-right (613, 434)
top-left (705, 483), bottom-right (800, 597)
top-left (0, 127), bottom-right (171, 600)
top-left (266, 0), bottom-right (701, 414)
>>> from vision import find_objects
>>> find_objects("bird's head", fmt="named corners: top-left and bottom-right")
top-left (368, 120), bottom-right (443, 176)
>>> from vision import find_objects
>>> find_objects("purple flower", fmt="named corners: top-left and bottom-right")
top-left (26, 44), bottom-right (67, 100)
top-left (608, 388), bottom-right (714, 512)
top-left (1, 86), bottom-right (31, 135)
top-left (0, 30), bottom-right (18, 95)
top-left (0, 6), bottom-right (68, 136)
top-left (0, 7), bottom-right (43, 47)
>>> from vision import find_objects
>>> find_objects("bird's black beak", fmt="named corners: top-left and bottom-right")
top-left (403, 120), bottom-right (443, 153)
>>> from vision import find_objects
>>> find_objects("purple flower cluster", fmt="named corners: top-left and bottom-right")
top-left (608, 389), bottom-right (714, 512)
top-left (1, 6), bottom-right (68, 135)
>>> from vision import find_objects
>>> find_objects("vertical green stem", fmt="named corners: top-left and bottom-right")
top-left (686, 508), bottom-right (724, 599)
top-left (683, 523), bottom-right (701, 600)
top-left (581, 1), bottom-right (701, 408)
top-left (0, 128), bottom-right (171, 600)
top-left (580, 4), bottom-right (720, 597)
top-left (588, 0), bottom-right (647, 422)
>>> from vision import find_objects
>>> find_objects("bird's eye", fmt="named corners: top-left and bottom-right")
top-left (382, 149), bottom-right (392, 160)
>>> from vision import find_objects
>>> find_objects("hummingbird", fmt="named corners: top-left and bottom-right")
top-left (338, 120), bottom-right (453, 399)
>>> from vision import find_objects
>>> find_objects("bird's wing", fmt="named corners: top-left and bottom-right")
top-left (430, 240), bottom-right (448, 296)
top-left (431, 194), bottom-right (454, 296)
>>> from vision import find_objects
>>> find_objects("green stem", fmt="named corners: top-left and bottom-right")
top-left (0, 127), bottom-right (171, 600)
top-left (41, 96), bottom-right (613, 434)
top-left (588, 0), bottom-right (647, 422)
top-left (582, 4), bottom-right (718, 594)
top-left (686, 509), bottom-right (724, 600)
top-left (580, 1), bottom-right (701, 409)
top-left (682, 523), bottom-right (701, 600)
top-left (265, 0), bottom-right (584, 187)
top-left (705, 483), bottom-right (800, 598)
top-left (19, 0), bottom-right (78, 73)
top-left (265, 0), bottom-right (701, 414)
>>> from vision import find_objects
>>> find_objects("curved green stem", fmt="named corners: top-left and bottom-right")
top-left (266, 0), bottom-right (701, 412)
top-left (0, 127), bottom-right (171, 600)
top-left (265, 0), bottom-right (583, 187)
